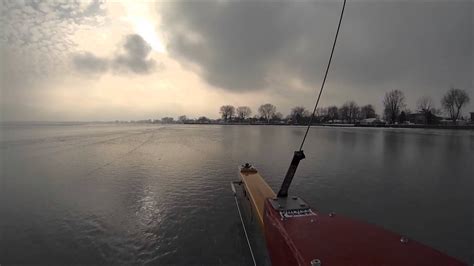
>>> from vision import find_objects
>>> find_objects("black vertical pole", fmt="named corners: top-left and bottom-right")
top-left (277, 0), bottom-right (346, 199)
top-left (277, 150), bottom-right (305, 198)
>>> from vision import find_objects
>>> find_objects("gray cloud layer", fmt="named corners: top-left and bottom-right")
top-left (73, 52), bottom-right (109, 75)
top-left (113, 34), bottom-right (156, 74)
top-left (1, 0), bottom-right (107, 121)
top-left (160, 1), bottom-right (472, 99)
top-left (0, 0), bottom-right (106, 73)
top-left (72, 34), bottom-right (156, 75)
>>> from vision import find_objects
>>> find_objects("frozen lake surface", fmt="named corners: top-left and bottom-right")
top-left (1, 123), bottom-right (472, 264)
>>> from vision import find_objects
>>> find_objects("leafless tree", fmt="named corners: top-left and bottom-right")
top-left (236, 106), bottom-right (252, 121)
top-left (290, 106), bottom-right (306, 124)
top-left (272, 112), bottom-right (283, 121)
top-left (327, 106), bottom-right (339, 122)
top-left (383, 90), bottom-right (406, 124)
top-left (178, 115), bottom-right (187, 123)
top-left (416, 96), bottom-right (440, 124)
top-left (219, 105), bottom-right (235, 122)
top-left (360, 104), bottom-right (376, 119)
top-left (339, 104), bottom-right (349, 123)
top-left (348, 101), bottom-right (360, 123)
top-left (315, 107), bottom-right (327, 117)
top-left (258, 103), bottom-right (276, 123)
top-left (161, 117), bottom-right (174, 124)
top-left (417, 96), bottom-right (434, 113)
top-left (441, 88), bottom-right (470, 124)
top-left (197, 116), bottom-right (210, 123)
top-left (340, 101), bottom-right (359, 123)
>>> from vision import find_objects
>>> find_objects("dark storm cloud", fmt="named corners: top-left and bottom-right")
top-left (72, 34), bottom-right (156, 75)
top-left (112, 34), bottom-right (156, 74)
top-left (160, 1), bottom-right (472, 97)
top-left (161, 1), bottom-right (315, 91)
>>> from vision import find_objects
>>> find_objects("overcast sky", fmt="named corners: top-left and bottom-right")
top-left (0, 0), bottom-right (472, 121)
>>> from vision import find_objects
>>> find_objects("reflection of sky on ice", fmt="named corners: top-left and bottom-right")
top-left (2, 124), bottom-right (471, 263)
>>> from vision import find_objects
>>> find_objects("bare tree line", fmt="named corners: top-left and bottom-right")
top-left (219, 103), bottom-right (281, 123)
top-left (382, 88), bottom-right (470, 125)
top-left (159, 88), bottom-right (470, 125)
top-left (215, 88), bottom-right (470, 125)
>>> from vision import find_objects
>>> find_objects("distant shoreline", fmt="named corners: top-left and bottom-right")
top-left (181, 122), bottom-right (474, 130)
top-left (1, 121), bottom-right (473, 130)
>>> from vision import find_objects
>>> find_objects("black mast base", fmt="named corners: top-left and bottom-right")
top-left (277, 150), bottom-right (305, 198)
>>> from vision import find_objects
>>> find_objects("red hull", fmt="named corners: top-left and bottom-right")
top-left (263, 198), bottom-right (465, 266)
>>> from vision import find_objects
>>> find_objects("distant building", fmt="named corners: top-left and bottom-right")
top-left (471, 112), bottom-right (474, 122)
top-left (408, 113), bottom-right (426, 124)
top-left (408, 112), bottom-right (441, 125)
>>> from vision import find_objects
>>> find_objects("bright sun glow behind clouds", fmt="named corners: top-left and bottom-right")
top-left (122, 1), bottom-right (166, 53)
top-left (130, 17), bottom-right (166, 53)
